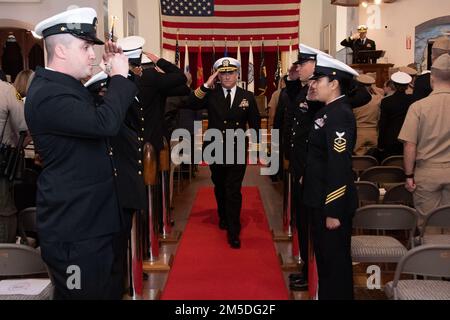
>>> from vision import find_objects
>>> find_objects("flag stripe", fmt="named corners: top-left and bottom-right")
top-left (213, 9), bottom-right (299, 17)
top-left (215, 0), bottom-right (299, 5)
top-left (162, 15), bottom-right (299, 23)
top-left (163, 32), bottom-right (299, 42)
top-left (163, 44), bottom-right (296, 53)
top-left (162, 21), bottom-right (299, 29)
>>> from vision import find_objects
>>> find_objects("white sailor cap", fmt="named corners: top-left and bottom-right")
top-left (84, 71), bottom-right (108, 92)
top-left (117, 36), bottom-right (146, 65)
top-left (311, 54), bottom-right (359, 80)
top-left (294, 43), bottom-right (331, 65)
top-left (35, 7), bottom-right (103, 45)
top-left (391, 71), bottom-right (412, 85)
top-left (213, 57), bottom-right (240, 73)
top-left (357, 25), bottom-right (368, 32)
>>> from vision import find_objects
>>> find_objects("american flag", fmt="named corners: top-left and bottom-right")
top-left (160, 0), bottom-right (301, 52)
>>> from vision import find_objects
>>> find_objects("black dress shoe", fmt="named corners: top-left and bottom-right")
top-left (227, 235), bottom-right (241, 249)
top-left (289, 273), bottom-right (304, 281)
top-left (219, 220), bottom-right (228, 230)
top-left (289, 278), bottom-right (308, 291)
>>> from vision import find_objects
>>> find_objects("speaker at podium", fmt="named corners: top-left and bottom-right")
top-left (356, 50), bottom-right (385, 64)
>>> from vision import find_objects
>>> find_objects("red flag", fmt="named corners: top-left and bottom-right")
top-left (197, 42), bottom-right (204, 87)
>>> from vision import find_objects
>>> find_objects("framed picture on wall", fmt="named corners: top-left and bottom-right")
top-left (322, 24), bottom-right (331, 54)
top-left (127, 12), bottom-right (136, 36)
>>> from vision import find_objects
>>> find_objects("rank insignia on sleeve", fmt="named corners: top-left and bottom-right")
top-left (194, 87), bottom-right (207, 99)
top-left (334, 132), bottom-right (347, 153)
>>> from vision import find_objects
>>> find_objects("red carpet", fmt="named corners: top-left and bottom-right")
top-left (161, 187), bottom-right (289, 300)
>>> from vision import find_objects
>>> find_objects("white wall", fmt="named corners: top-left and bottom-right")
top-left (359, 0), bottom-right (450, 67)
top-left (0, 0), bottom-right (105, 36)
top-left (300, 0), bottom-right (323, 49)
top-left (0, 0), bottom-right (106, 66)
top-left (137, 0), bottom-right (161, 57)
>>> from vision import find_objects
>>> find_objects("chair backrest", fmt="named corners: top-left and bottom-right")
top-left (0, 244), bottom-right (48, 277)
top-left (392, 245), bottom-right (450, 284)
top-left (382, 183), bottom-right (414, 207)
top-left (381, 156), bottom-right (404, 168)
top-left (355, 181), bottom-right (380, 207)
top-left (352, 156), bottom-right (378, 175)
top-left (421, 205), bottom-right (450, 237)
top-left (353, 204), bottom-right (418, 231)
top-left (360, 166), bottom-right (405, 184)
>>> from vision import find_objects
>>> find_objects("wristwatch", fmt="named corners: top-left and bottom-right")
top-left (405, 173), bottom-right (414, 179)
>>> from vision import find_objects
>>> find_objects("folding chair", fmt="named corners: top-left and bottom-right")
top-left (359, 166), bottom-right (405, 189)
top-left (17, 207), bottom-right (38, 247)
top-left (355, 181), bottom-right (380, 207)
top-left (382, 183), bottom-right (414, 207)
top-left (381, 155), bottom-right (404, 168)
top-left (385, 244), bottom-right (450, 300)
top-left (420, 205), bottom-right (450, 245)
top-left (351, 205), bottom-right (419, 263)
top-left (352, 155), bottom-right (379, 178)
top-left (0, 244), bottom-right (53, 300)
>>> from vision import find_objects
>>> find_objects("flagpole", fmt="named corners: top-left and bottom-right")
top-left (237, 37), bottom-right (242, 82)
top-left (248, 37), bottom-right (254, 94)
top-left (212, 37), bottom-right (216, 74)
top-left (288, 36), bottom-right (293, 73)
top-left (224, 37), bottom-right (228, 57)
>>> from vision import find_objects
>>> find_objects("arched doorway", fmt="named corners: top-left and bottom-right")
top-left (415, 15), bottom-right (450, 70)
top-left (0, 19), bottom-right (44, 82)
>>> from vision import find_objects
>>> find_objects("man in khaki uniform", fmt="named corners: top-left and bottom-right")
top-left (399, 54), bottom-right (450, 216)
top-left (414, 37), bottom-right (450, 101)
top-left (353, 74), bottom-right (383, 155)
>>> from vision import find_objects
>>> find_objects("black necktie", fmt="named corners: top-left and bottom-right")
top-left (225, 89), bottom-right (232, 108)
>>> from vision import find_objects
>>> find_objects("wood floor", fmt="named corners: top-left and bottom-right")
top-left (138, 165), bottom-right (388, 300)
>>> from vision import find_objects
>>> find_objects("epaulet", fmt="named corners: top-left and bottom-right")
top-left (194, 86), bottom-right (207, 99)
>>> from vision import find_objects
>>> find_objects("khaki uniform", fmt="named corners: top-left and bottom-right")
top-left (0, 80), bottom-right (27, 147)
top-left (398, 88), bottom-right (450, 215)
top-left (353, 93), bottom-right (382, 155)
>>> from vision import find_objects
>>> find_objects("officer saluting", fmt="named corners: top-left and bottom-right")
top-left (340, 25), bottom-right (376, 64)
top-left (303, 55), bottom-right (359, 300)
top-left (188, 57), bottom-right (260, 249)
top-left (25, 7), bottom-right (137, 299)
top-left (85, 36), bottom-right (148, 296)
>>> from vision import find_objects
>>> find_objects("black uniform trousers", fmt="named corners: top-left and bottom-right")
top-left (292, 178), bottom-right (309, 278)
top-left (310, 208), bottom-right (354, 300)
top-left (40, 233), bottom-right (124, 300)
top-left (210, 164), bottom-right (247, 237)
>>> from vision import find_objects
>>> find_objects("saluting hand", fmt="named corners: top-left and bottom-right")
top-left (109, 54), bottom-right (129, 78)
top-left (205, 70), bottom-right (220, 88)
top-left (143, 52), bottom-right (160, 63)
top-left (350, 33), bottom-right (360, 40)
top-left (326, 217), bottom-right (341, 230)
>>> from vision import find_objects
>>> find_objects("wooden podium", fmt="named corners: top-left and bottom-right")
top-left (351, 63), bottom-right (394, 88)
